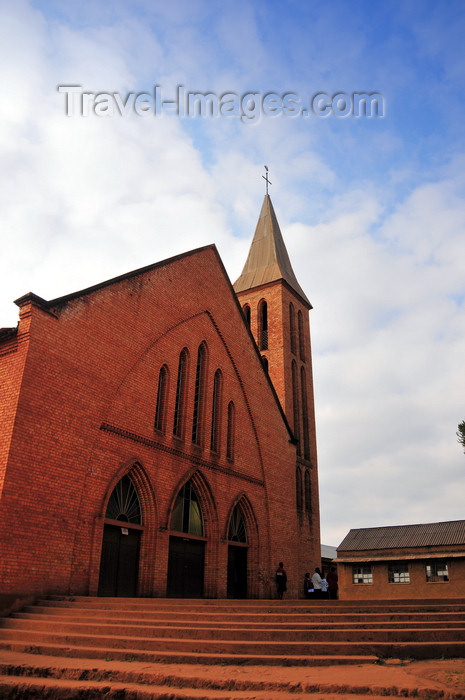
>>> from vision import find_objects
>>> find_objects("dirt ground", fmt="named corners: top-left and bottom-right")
top-left (2, 651), bottom-right (465, 698)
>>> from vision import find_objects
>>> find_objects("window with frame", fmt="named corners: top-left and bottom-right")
top-left (226, 401), bottom-right (235, 461)
top-left (242, 304), bottom-right (251, 328)
top-left (352, 565), bottom-right (372, 584)
top-left (289, 303), bottom-right (296, 355)
top-left (388, 563), bottom-right (410, 583)
top-left (300, 366), bottom-right (310, 460)
top-left (173, 349), bottom-right (188, 438)
top-left (210, 369), bottom-right (222, 454)
top-left (258, 300), bottom-right (268, 350)
top-left (106, 474), bottom-right (141, 524)
top-left (304, 469), bottom-right (311, 513)
top-left (154, 364), bottom-right (168, 432)
top-left (426, 560), bottom-right (449, 582)
top-left (170, 480), bottom-right (203, 536)
top-left (192, 342), bottom-right (207, 445)
top-left (298, 310), bottom-right (306, 362)
top-left (296, 466), bottom-right (303, 511)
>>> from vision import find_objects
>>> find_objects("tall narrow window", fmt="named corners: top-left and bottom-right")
top-left (258, 300), bottom-right (268, 350)
top-left (298, 310), bottom-right (306, 362)
top-left (301, 366), bottom-right (310, 460)
top-left (173, 349), bottom-right (188, 438)
top-left (192, 342), bottom-right (207, 445)
top-left (243, 304), bottom-right (251, 328)
top-left (227, 401), bottom-right (235, 460)
top-left (296, 466), bottom-right (303, 511)
top-left (292, 360), bottom-right (300, 456)
top-left (106, 474), bottom-right (141, 524)
top-left (289, 303), bottom-right (296, 355)
top-left (304, 469), bottom-right (311, 513)
top-left (154, 364), bottom-right (168, 432)
top-left (170, 480), bottom-right (203, 536)
top-left (210, 369), bottom-right (223, 453)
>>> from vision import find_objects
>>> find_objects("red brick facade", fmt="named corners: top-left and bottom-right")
top-left (0, 233), bottom-right (320, 598)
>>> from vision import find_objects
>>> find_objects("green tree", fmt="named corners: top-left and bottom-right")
top-left (457, 421), bottom-right (465, 453)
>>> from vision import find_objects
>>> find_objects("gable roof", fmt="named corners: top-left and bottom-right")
top-left (14, 245), bottom-right (218, 312)
top-left (338, 520), bottom-right (465, 552)
top-left (233, 195), bottom-right (311, 308)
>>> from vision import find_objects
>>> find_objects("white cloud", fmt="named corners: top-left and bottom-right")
top-left (1, 0), bottom-right (464, 550)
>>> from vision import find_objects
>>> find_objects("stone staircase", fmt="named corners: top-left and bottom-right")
top-left (1, 596), bottom-right (465, 698)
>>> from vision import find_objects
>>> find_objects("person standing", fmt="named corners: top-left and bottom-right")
top-left (275, 562), bottom-right (287, 599)
top-left (311, 567), bottom-right (323, 598)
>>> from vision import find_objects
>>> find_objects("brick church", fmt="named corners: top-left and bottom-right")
top-left (0, 195), bottom-right (320, 599)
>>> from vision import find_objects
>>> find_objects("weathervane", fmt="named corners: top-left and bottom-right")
top-left (262, 165), bottom-right (272, 195)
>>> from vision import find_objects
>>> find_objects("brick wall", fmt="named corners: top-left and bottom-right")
top-left (0, 245), bottom-right (319, 599)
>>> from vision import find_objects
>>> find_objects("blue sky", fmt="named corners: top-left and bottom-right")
top-left (1, 0), bottom-right (464, 546)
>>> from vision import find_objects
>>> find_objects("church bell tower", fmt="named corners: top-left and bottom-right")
top-left (233, 193), bottom-right (321, 570)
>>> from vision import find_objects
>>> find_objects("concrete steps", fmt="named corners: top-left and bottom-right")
top-left (1, 596), bottom-right (465, 698)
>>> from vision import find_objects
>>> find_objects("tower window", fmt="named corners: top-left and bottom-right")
top-left (292, 360), bottom-right (300, 456)
top-left (289, 303), bottom-right (296, 355)
top-left (304, 469), bottom-right (311, 512)
top-left (242, 304), bottom-right (251, 328)
top-left (301, 366), bottom-right (310, 460)
top-left (298, 310), bottom-right (306, 362)
top-left (258, 300), bottom-right (268, 350)
top-left (296, 466), bottom-right (303, 511)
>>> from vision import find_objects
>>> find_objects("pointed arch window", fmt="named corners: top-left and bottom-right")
top-left (173, 349), bottom-right (188, 438)
top-left (289, 303), bottom-right (297, 355)
top-left (305, 469), bottom-right (311, 513)
top-left (296, 466), bottom-right (303, 511)
top-left (210, 369), bottom-right (223, 454)
top-left (301, 366), bottom-right (310, 461)
top-left (106, 474), bottom-right (141, 524)
top-left (228, 505), bottom-right (247, 543)
top-left (192, 342), bottom-right (207, 445)
top-left (291, 360), bottom-right (301, 456)
top-left (226, 401), bottom-right (235, 461)
top-left (242, 304), bottom-right (251, 328)
top-left (170, 480), bottom-right (203, 536)
top-left (298, 310), bottom-right (306, 362)
top-left (154, 364), bottom-right (169, 432)
top-left (258, 300), bottom-right (268, 350)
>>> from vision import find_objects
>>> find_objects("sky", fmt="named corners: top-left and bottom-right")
top-left (1, 0), bottom-right (464, 547)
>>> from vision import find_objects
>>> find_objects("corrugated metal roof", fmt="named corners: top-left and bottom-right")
top-left (338, 520), bottom-right (465, 552)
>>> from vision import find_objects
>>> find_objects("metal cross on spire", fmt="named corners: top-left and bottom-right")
top-left (262, 165), bottom-right (272, 195)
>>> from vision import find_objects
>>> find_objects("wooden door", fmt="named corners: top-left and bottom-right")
top-left (167, 536), bottom-right (205, 597)
top-left (98, 524), bottom-right (140, 596)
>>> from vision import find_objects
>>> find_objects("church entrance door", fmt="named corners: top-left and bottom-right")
top-left (167, 536), bottom-right (205, 597)
top-left (227, 545), bottom-right (248, 598)
top-left (98, 524), bottom-right (141, 596)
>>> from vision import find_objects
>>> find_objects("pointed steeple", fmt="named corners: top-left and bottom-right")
top-left (233, 195), bottom-right (311, 308)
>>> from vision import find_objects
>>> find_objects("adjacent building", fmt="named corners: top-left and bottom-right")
top-left (336, 520), bottom-right (465, 599)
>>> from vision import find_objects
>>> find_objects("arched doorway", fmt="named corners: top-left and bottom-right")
top-left (98, 474), bottom-right (142, 596)
top-left (167, 479), bottom-right (206, 597)
top-left (227, 504), bottom-right (248, 598)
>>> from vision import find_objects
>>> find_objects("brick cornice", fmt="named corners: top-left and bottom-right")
top-left (100, 422), bottom-right (265, 487)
